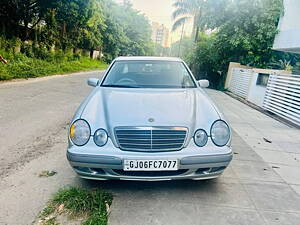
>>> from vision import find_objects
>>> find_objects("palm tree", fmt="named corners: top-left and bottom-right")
top-left (172, 0), bottom-right (229, 42)
top-left (269, 59), bottom-right (293, 71)
top-left (172, 0), bottom-right (204, 42)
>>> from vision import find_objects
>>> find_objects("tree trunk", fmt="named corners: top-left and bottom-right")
top-left (15, 21), bottom-right (20, 39)
top-left (191, 16), bottom-right (197, 40)
top-left (62, 22), bottom-right (66, 37)
top-left (193, 8), bottom-right (202, 43)
top-left (194, 26), bottom-right (200, 43)
top-left (24, 21), bottom-right (29, 40)
top-left (1, 21), bottom-right (5, 37)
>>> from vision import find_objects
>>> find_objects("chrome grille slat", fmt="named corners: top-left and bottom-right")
top-left (118, 138), bottom-right (185, 141)
top-left (118, 142), bottom-right (184, 146)
top-left (117, 135), bottom-right (151, 139)
top-left (115, 127), bottom-right (187, 152)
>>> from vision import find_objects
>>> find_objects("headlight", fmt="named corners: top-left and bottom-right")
top-left (210, 120), bottom-right (230, 147)
top-left (69, 119), bottom-right (91, 146)
top-left (93, 129), bottom-right (108, 147)
top-left (194, 129), bottom-right (208, 147)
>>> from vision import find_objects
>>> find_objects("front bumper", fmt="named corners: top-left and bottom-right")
top-left (67, 150), bottom-right (233, 181)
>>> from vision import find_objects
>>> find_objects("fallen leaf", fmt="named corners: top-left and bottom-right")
top-left (39, 170), bottom-right (57, 177)
top-left (105, 202), bottom-right (110, 213)
top-left (58, 204), bottom-right (64, 213)
top-left (272, 166), bottom-right (280, 169)
top-left (263, 138), bottom-right (272, 143)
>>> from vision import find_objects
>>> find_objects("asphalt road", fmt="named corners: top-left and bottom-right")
top-left (0, 71), bottom-right (100, 178)
top-left (0, 71), bottom-right (101, 224)
top-left (0, 71), bottom-right (299, 225)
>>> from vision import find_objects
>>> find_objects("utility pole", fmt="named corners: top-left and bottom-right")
top-left (178, 20), bottom-right (185, 58)
top-left (169, 36), bottom-right (173, 56)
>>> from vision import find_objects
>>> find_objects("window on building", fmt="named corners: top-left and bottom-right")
top-left (256, 73), bottom-right (269, 86)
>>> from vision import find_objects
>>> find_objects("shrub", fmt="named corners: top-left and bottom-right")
top-left (0, 51), bottom-right (107, 81)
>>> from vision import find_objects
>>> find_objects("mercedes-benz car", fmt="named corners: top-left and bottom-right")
top-left (67, 56), bottom-right (232, 181)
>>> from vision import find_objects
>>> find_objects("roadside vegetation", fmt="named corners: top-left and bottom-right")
top-left (0, 50), bottom-right (107, 81)
top-left (38, 187), bottom-right (112, 225)
top-left (0, 0), bottom-right (154, 81)
top-left (167, 0), bottom-right (300, 89)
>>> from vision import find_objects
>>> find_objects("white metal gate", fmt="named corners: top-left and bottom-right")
top-left (263, 73), bottom-right (300, 126)
top-left (229, 68), bottom-right (253, 98)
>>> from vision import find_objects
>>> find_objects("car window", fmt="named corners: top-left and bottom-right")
top-left (101, 60), bottom-right (196, 88)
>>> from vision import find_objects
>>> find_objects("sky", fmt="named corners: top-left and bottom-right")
top-left (114, 0), bottom-right (193, 43)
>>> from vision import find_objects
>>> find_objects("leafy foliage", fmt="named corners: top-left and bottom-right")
top-left (187, 0), bottom-right (286, 89)
top-left (0, 0), bottom-right (154, 64)
top-left (0, 0), bottom-right (56, 39)
top-left (0, 50), bottom-right (107, 80)
top-left (101, 0), bottom-right (153, 62)
top-left (170, 37), bottom-right (194, 59)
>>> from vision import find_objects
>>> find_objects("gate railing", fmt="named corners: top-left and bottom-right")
top-left (263, 74), bottom-right (300, 126)
top-left (228, 68), bottom-right (253, 98)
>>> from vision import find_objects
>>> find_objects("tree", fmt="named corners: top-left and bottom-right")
top-left (54, 0), bottom-right (93, 50)
top-left (153, 43), bottom-right (170, 57)
top-left (0, 0), bottom-right (19, 37)
top-left (172, 0), bottom-right (204, 42)
top-left (214, 0), bottom-right (283, 67)
top-left (101, 14), bottom-right (128, 62)
top-left (188, 33), bottom-right (220, 87)
top-left (101, 0), bottom-right (153, 60)
top-left (172, 0), bottom-right (228, 42)
top-left (0, 0), bottom-right (154, 61)
top-left (41, 8), bottom-right (59, 50)
top-left (170, 37), bottom-right (194, 59)
top-left (79, 0), bottom-right (105, 51)
top-left (0, 0), bottom-right (56, 39)
top-left (188, 0), bottom-right (284, 89)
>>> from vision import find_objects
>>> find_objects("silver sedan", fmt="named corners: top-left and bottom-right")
top-left (67, 57), bottom-right (232, 181)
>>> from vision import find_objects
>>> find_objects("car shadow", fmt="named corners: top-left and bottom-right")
top-left (77, 177), bottom-right (220, 195)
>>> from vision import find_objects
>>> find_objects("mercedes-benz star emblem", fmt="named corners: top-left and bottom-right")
top-left (148, 118), bottom-right (154, 122)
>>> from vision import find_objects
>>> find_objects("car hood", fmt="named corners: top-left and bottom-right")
top-left (80, 87), bottom-right (221, 134)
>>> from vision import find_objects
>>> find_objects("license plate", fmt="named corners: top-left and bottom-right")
top-left (123, 159), bottom-right (178, 171)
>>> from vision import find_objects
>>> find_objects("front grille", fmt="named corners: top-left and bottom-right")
top-left (113, 169), bottom-right (189, 177)
top-left (115, 127), bottom-right (188, 152)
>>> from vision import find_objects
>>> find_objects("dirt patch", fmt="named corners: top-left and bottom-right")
top-left (0, 122), bottom-right (68, 178)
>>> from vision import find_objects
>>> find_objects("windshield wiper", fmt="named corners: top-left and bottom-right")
top-left (101, 84), bottom-right (141, 88)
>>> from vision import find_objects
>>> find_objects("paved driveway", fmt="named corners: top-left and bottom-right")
top-left (107, 133), bottom-right (300, 225)
top-left (0, 73), bottom-right (299, 225)
top-left (108, 90), bottom-right (300, 225)
top-left (208, 89), bottom-right (300, 194)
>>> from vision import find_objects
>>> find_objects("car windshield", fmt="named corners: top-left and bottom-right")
top-left (101, 60), bottom-right (196, 88)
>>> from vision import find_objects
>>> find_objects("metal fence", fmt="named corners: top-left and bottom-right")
top-left (263, 74), bottom-right (300, 126)
top-left (228, 68), bottom-right (253, 98)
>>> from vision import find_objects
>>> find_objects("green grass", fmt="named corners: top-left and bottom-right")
top-left (39, 187), bottom-right (113, 225)
top-left (0, 52), bottom-right (107, 81)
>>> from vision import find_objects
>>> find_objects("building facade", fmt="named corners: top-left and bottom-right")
top-left (151, 22), bottom-right (170, 48)
top-left (273, 0), bottom-right (300, 53)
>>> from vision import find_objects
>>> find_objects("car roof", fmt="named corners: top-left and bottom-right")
top-left (114, 56), bottom-right (183, 62)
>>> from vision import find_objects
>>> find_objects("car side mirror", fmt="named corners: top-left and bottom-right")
top-left (198, 79), bottom-right (209, 88)
top-left (87, 78), bottom-right (99, 87)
